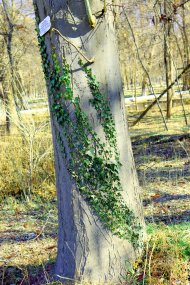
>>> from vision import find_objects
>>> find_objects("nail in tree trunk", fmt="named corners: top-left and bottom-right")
top-left (33, 1), bottom-right (145, 283)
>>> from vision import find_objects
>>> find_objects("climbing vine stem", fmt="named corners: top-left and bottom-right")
top-left (34, 15), bottom-right (141, 247)
top-left (79, 60), bottom-right (119, 159)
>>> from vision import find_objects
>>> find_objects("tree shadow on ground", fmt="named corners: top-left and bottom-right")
top-left (143, 192), bottom-right (190, 206)
top-left (132, 133), bottom-right (190, 161)
top-left (0, 230), bottom-right (57, 243)
top-left (138, 167), bottom-right (190, 183)
top-left (0, 262), bottom-right (56, 285)
top-left (0, 199), bottom-right (58, 284)
top-left (132, 133), bottom-right (190, 227)
top-left (132, 133), bottom-right (190, 146)
top-left (131, 132), bottom-right (190, 184)
top-left (145, 209), bottom-right (190, 225)
top-left (143, 190), bottom-right (190, 225)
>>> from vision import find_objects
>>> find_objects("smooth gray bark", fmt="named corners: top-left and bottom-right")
top-left (33, 1), bottom-right (144, 283)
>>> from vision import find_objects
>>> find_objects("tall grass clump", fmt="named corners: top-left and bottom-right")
top-left (142, 223), bottom-right (190, 285)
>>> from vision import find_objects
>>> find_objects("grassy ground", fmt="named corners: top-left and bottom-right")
top-left (0, 198), bottom-right (57, 284)
top-left (129, 105), bottom-right (190, 284)
top-left (0, 105), bottom-right (190, 284)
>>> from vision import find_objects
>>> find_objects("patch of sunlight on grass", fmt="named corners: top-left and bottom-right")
top-left (0, 237), bottom-right (57, 267)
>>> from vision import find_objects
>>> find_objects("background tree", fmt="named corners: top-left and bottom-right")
top-left (0, 0), bottom-right (46, 132)
top-left (118, 0), bottom-right (190, 122)
top-left (33, 0), bottom-right (145, 283)
top-left (162, 0), bottom-right (175, 119)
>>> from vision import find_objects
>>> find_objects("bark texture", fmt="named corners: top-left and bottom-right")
top-left (33, 0), bottom-right (144, 283)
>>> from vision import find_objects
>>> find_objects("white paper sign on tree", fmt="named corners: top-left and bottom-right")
top-left (39, 16), bottom-right (51, 37)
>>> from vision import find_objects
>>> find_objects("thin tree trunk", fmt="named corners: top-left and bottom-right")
top-left (34, 1), bottom-right (145, 283)
top-left (141, 38), bottom-right (156, 97)
top-left (1, 0), bottom-right (24, 133)
top-left (141, 75), bottom-right (147, 96)
top-left (2, 72), bottom-right (11, 133)
top-left (182, 6), bottom-right (190, 90)
top-left (164, 0), bottom-right (174, 119)
top-left (0, 36), bottom-right (11, 133)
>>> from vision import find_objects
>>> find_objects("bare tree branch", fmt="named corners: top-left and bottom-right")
top-left (122, 6), bottom-right (168, 130)
top-left (176, 0), bottom-right (190, 9)
top-left (132, 63), bottom-right (190, 127)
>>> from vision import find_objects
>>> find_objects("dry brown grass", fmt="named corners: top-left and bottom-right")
top-left (0, 115), bottom-right (55, 200)
top-left (128, 104), bottom-right (190, 285)
top-left (0, 106), bottom-right (190, 284)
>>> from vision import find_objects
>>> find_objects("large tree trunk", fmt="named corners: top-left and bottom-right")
top-left (33, 0), bottom-right (145, 283)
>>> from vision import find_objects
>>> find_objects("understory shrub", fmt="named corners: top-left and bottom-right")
top-left (0, 116), bottom-right (55, 200)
